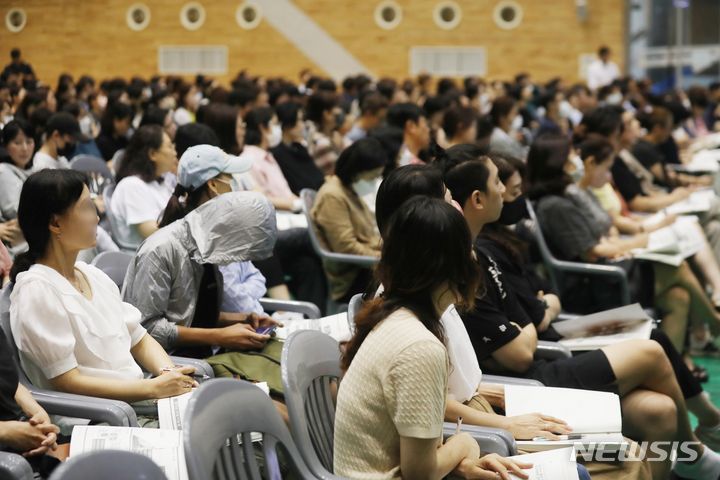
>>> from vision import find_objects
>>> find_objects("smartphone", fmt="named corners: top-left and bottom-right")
top-left (256, 325), bottom-right (277, 336)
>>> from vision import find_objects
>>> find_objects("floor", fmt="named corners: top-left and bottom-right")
top-left (689, 356), bottom-right (720, 428)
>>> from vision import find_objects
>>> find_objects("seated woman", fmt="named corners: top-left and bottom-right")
top-left (0, 120), bottom-right (35, 255)
top-left (335, 195), bottom-right (531, 480)
top-left (110, 125), bottom-right (178, 249)
top-left (312, 137), bottom-right (385, 303)
top-left (529, 134), bottom-right (720, 360)
top-left (95, 102), bottom-right (132, 162)
top-left (0, 326), bottom-right (65, 478)
top-left (374, 164), bottom-right (647, 480)
top-left (441, 147), bottom-right (720, 479)
top-left (9, 170), bottom-right (195, 419)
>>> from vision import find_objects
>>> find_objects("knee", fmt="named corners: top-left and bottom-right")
top-left (639, 394), bottom-right (678, 440)
top-left (660, 286), bottom-right (690, 309)
top-left (638, 341), bottom-right (674, 375)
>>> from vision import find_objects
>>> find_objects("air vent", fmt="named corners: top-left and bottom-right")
top-left (409, 46), bottom-right (487, 76)
top-left (158, 46), bottom-right (228, 74)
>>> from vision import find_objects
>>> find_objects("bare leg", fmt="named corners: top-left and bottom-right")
top-left (267, 284), bottom-right (292, 300)
top-left (653, 283), bottom-right (691, 353)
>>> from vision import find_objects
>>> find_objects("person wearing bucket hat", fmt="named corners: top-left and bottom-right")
top-left (32, 112), bottom-right (86, 171)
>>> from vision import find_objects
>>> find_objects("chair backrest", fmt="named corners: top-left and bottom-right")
top-left (300, 188), bottom-right (330, 259)
top-left (183, 378), bottom-right (317, 480)
top-left (91, 251), bottom-right (134, 289)
top-left (71, 155), bottom-right (114, 196)
top-left (524, 198), bottom-right (562, 293)
top-left (48, 450), bottom-right (167, 480)
top-left (281, 330), bottom-right (342, 478)
top-left (347, 293), bottom-right (363, 332)
top-left (1, 284), bottom-right (35, 387)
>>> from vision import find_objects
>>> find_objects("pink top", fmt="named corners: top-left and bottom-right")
top-left (242, 145), bottom-right (295, 200)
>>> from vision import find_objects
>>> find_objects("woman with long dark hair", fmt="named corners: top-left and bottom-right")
top-left (335, 195), bottom-right (530, 480)
top-left (0, 119), bottom-right (34, 252)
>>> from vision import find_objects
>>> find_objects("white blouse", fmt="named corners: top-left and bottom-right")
top-left (10, 262), bottom-right (146, 389)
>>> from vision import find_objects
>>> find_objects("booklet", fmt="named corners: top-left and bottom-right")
top-left (670, 150), bottom-right (720, 173)
top-left (666, 188), bottom-right (716, 215)
top-left (552, 303), bottom-right (653, 350)
top-left (632, 216), bottom-right (704, 266)
top-left (274, 312), bottom-right (352, 342)
top-left (508, 447), bottom-right (579, 480)
top-left (505, 385), bottom-right (626, 452)
top-left (70, 425), bottom-right (188, 480)
top-left (275, 211), bottom-right (308, 231)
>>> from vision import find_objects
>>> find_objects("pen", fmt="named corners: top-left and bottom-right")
top-left (455, 417), bottom-right (463, 435)
top-left (161, 366), bottom-right (211, 380)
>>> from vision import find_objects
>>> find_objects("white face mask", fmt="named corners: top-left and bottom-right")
top-left (511, 115), bottom-right (523, 132)
top-left (352, 178), bottom-right (379, 198)
top-left (268, 124), bottom-right (282, 148)
top-left (568, 154), bottom-right (585, 182)
top-left (606, 92), bottom-right (623, 105)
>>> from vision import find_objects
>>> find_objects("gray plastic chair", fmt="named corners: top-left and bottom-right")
top-left (48, 450), bottom-right (167, 480)
top-left (91, 250), bottom-right (134, 289)
top-left (526, 198), bottom-right (631, 306)
top-left (348, 294), bottom-right (570, 363)
top-left (260, 298), bottom-right (322, 319)
top-left (299, 189), bottom-right (379, 268)
top-left (281, 330), bottom-right (517, 480)
top-left (1, 284), bottom-right (139, 426)
top-left (183, 378), bottom-right (320, 480)
top-left (70, 154), bottom-right (114, 196)
top-left (0, 452), bottom-right (32, 480)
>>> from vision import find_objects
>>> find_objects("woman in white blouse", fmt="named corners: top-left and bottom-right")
top-left (9, 169), bottom-right (195, 405)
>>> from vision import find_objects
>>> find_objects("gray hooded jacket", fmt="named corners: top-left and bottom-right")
top-left (121, 192), bottom-right (276, 349)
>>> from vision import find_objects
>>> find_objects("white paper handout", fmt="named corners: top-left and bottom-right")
top-left (509, 447), bottom-right (579, 480)
top-left (632, 216), bottom-right (704, 266)
top-left (505, 385), bottom-right (626, 452)
top-left (666, 188), bottom-right (716, 215)
top-left (70, 425), bottom-right (188, 480)
top-left (275, 211), bottom-right (308, 231)
top-left (274, 312), bottom-right (352, 342)
top-left (670, 150), bottom-right (720, 173)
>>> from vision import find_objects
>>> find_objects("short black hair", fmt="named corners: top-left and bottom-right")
top-left (334, 137), bottom-right (387, 186)
top-left (10, 49), bottom-right (20, 60)
top-left (175, 123), bottom-right (220, 159)
top-left (386, 103), bottom-right (424, 130)
top-left (598, 45), bottom-right (611, 57)
top-left (275, 102), bottom-right (301, 130)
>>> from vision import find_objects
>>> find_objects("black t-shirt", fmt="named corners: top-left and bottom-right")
top-left (657, 137), bottom-right (681, 165)
top-left (270, 142), bottom-right (325, 196)
top-left (611, 156), bottom-right (645, 203)
top-left (96, 133), bottom-right (129, 162)
top-left (631, 139), bottom-right (664, 172)
top-left (0, 328), bottom-right (22, 422)
top-left (459, 240), bottom-right (534, 362)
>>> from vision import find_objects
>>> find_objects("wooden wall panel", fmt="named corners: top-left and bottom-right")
top-left (0, 0), bottom-right (625, 86)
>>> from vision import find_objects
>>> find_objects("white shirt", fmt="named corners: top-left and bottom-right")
top-left (32, 151), bottom-right (70, 171)
top-left (587, 59), bottom-right (620, 91)
top-left (110, 175), bottom-right (173, 249)
top-left (442, 305), bottom-right (483, 403)
top-left (10, 262), bottom-right (146, 389)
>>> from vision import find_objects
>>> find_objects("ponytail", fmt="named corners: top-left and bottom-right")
top-left (9, 250), bottom-right (38, 283)
top-left (158, 183), bottom-right (207, 228)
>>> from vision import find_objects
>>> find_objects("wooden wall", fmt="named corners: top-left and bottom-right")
top-left (0, 0), bottom-right (625, 86)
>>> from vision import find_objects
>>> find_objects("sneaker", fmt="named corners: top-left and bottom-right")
top-left (697, 424), bottom-right (720, 453)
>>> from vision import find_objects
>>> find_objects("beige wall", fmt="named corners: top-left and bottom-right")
top-left (0, 0), bottom-right (625, 86)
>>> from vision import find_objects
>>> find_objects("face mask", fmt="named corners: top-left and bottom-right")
top-left (193, 91), bottom-right (203, 105)
top-left (511, 115), bottom-right (523, 132)
top-left (268, 124), bottom-right (282, 148)
top-left (568, 154), bottom-right (585, 182)
top-left (335, 111), bottom-right (346, 129)
top-left (96, 94), bottom-right (108, 109)
top-left (497, 195), bottom-right (528, 225)
top-left (352, 178), bottom-right (378, 197)
top-left (57, 141), bottom-right (76, 158)
top-left (606, 92), bottom-right (623, 105)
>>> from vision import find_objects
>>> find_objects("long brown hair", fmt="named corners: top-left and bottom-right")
top-left (341, 196), bottom-right (480, 370)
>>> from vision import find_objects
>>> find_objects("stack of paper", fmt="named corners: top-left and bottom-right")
top-left (670, 150), bottom-right (720, 173)
top-left (274, 312), bottom-right (352, 342)
top-left (509, 447), bottom-right (579, 480)
top-left (553, 303), bottom-right (653, 351)
top-left (505, 385), bottom-right (626, 453)
top-left (70, 426), bottom-right (188, 480)
top-left (633, 216), bottom-right (704, 266)
top-left (275, 211), bottom-right (308, 231)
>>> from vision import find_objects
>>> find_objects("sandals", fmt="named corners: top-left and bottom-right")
top-left (692, 365), bottom-right (710, 383)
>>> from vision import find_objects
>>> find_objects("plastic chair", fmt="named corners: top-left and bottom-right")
top-left (260, 298), bottom-right (322, 319)
top-left (348, 294), bottom-right (570, 362)
top-left (91, 251), bottom-right (134, 289)
top-left (281, 330), bottom-right (517, 480)
top-left (48, 450), bottom-right (167, 480)
top-left (299, 189), bottom-right (379, 268)
top-left (0, 452), bottom-right (32, 480)
top-left (183, 378), bottom-right (322, 480)
top-left (70, 154), bottom-right (113, 196)
top-left (102, 183), bottom-right (137, 252)
top-left (526, 198), bottom-right (631, 307)
top-left (0, 284), bottom-right (139, 427)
